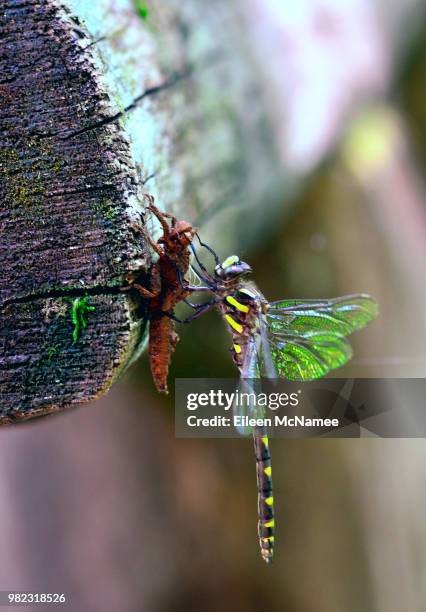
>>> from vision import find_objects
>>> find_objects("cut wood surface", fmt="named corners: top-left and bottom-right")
top-left (0, 0), bottom-right (285, 421)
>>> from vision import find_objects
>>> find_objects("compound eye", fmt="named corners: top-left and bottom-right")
top-left (215, 255), bottom-right (243, 278)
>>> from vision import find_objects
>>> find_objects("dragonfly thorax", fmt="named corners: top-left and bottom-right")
top-left (215, 282), bottom-right (267, 369)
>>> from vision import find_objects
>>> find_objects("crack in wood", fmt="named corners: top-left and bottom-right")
top-left (81, 36), bottom-right (107, 50)
top-left (62, 65), bottom-right (193, 140)
top-left (141, 171), bottom-right (157, 186)
top-left (30, 65), bottom-right (193, 141)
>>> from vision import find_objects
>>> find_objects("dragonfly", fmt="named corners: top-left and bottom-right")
top-left (177, 246), bottom-right (379, 563)
top-left (123, 197), bottom-right (196, 393)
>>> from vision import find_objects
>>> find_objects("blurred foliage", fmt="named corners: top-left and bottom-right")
top-left (396, 16), bottom-right (426, 163)
top-left (124, 6), bottom-right (426, 608)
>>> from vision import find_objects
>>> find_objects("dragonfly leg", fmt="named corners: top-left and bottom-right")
top-left (185, 285), bottom-right (214, 292)
top-left (182, 296), bottom-right (220, 309)
top-left (195, 232), bottom-right (220, 266)
top-left (182, 297), bottom-right (206, 309)
top-left (182, 297), bottom-right (199, 308)
top-left (165, 299), bottom-right (218, 323)
top-left (189, 242), bottom-right (217, 284)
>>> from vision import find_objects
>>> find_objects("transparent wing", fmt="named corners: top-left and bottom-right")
top-left (269, 294), bottom-right (378, 335)
top-left (267, 294), bottom-right (378, 380)
top-left (241, 336), bottom-right (259, 379)
top-left (233, 337), bottom-right (263, 436)
top-left (186, 265), bottom-right (206, 287)
top-left (259, 315), bottom-right (278, 379)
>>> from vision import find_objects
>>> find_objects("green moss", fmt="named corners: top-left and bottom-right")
top-left (94, 197), bottom-right (120, 223)
top-left (1, 138), bottom-right (64, 211)
top-left (133, 0), bottom-right (149, 20)
top-left (46, 345), bottom-right (59, 361)
top-left (71, 297), bottom-right (96, 343)
top-left (102, 201), bottom-right (117, 220)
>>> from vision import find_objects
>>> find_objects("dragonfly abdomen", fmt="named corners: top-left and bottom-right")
top-left (253, 431), bottom-right (274, 564)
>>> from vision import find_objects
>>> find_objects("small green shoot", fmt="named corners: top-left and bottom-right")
top-left (134, 0), bottom-right (149, 20)
top-left (72, 297), bottom-right (96, 344)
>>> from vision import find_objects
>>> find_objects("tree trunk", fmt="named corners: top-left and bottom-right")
top-left (0, 0), bottom-right (284, 421)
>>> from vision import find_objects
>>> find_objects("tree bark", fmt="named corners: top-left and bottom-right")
top-left (0, 0), bottom-right (284, 421)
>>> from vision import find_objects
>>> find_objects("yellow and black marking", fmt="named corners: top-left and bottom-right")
top-left (217, 279), bottom-right (275, 563)
top-left (226, 295), bottom-right (249, 313)
top-left (253, 431), bottom-right (274, 564)
top-left (225, 313), bottom-right (243, 334)
top-left (222, 290), bottom-right (257, 366)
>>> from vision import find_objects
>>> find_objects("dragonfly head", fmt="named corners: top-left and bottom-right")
top-left (215, 255), bottom-right (252, 280)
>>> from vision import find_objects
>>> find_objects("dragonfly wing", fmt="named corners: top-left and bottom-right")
top-left (268, 329), bottom-right (353, 380)
top-left (233, 337), bottom-right (263, 436)
top-left (267, 294), bottom-right (378, 380)
top-left (268, 294), bottom-right (378, 335)
top-left (241, 336), bottom-right (259, 379)
top-left (259, 314), bottom-right (278, 379)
